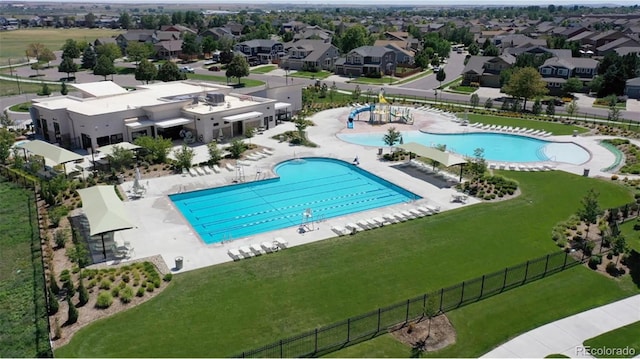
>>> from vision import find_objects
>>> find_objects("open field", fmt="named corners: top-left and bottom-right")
top-left (0, 78), bottom-right (62, 97)
top-left (0, 179), bottom-right (50, 357)
top-left (0, 28), bottom-right (124, 62)
top-left (53, 171), bottom-right (636, 357)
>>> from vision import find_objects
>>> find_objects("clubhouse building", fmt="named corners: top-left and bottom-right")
top-left (29, 81), bottom-right (293, 150)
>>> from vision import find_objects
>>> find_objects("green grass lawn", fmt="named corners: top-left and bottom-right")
top-left (582, 321), bottom-right (640, 358)
top-left (448, 85), bottom-right (477, 94)
top-left (290, 70), bottom-right (331, 79)
top-left (465, 113), bottom-right (589, 136)
top-left (250, 65), bottom-right (277, 74)
top-left (54, 171), bottom-right (634, 358)
top-left (394, 70), bottom-right (433, 85)
top-left (0, 28), bottom-right (124, 62)
top-left (617, 220), bottom-right (640, 252)
top-left (0, 179), bottom-right (50, 357)
top-left (9, 101), bottom-right (31, 112)
top-left (351, 76), bottom-right (396, 85)
top-left (185, 73), bottom-right (264, 87)
top-left (329, 266), bottom-right (637, 358)
top-left (0, 78), bottom-right (63, 97)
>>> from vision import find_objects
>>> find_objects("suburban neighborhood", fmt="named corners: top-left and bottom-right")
top-left (1, 2), bottom-right (640, 359)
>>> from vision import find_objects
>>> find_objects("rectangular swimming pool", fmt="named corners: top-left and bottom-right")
top-left (170, 157), bottom-right (420, 244)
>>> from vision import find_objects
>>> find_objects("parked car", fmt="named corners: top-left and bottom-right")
top-left (208, 66), bottom-right (221, 71)
top-left (179, 66), bottom-right (195, 73)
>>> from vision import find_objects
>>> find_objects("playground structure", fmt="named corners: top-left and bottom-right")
top-left (347, 89), bottom-right (413, 129)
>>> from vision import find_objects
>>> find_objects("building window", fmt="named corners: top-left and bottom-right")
top-left (541, 68), bottom-right (551, 75)
top-left (558, 69), bottom-right (568, 76)
top-left (110, 134), bottom-right (123, 144)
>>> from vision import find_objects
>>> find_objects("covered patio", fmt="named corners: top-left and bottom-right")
top-left (17, 140), bottom-right (84, 177)
top-left (76, 185), bottom-right (136, 263)
top-left (398, 142), bottom-right (467, 182)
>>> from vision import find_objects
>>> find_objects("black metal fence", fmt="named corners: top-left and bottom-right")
top-left (234, 250), bottom-right (583, 358)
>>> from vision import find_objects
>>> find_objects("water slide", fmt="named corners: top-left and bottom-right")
top-left (347, 104), bottom-right (375, 129)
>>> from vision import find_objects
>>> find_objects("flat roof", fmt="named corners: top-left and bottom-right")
top-left (222, 111), bottom-right (263, 123)
top-left (71, 81), bottom-right (129, 97)
top-left (185, 94), bottom-right (272, 116)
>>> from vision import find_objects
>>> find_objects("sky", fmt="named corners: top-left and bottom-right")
top-left (12, 0), bottom-right (640, 5)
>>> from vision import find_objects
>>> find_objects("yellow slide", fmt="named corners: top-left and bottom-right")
top-left (378, 92), bottom-right (388, 104)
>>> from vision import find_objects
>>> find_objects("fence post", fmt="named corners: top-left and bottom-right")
top-left (422, 294), bottom-right (427, 317)
top-left (347, 318), bottom-right (351, 342)
top-left (279, 339), bottom-right (283, 358)
top-left (523, 260), bottom-right (530, 284)
top-left (543, 254), bottom-right (550, 277)
top-left (405, 299), bottom-right (410, 323)
top-left (562, 251), bottom-right (568, 269)
top-left (460, 281), bottom-right (465, 305)
top-left (479, 275), bottom-right (485, 298)
top-left (377, 308), bottom-right (381, 332)
top-left (315, 328), bottom-right (318, 353)
top-left (502, 267), bottom-right (508, 291)
top-left (439, 288), bottom-right (444, 312)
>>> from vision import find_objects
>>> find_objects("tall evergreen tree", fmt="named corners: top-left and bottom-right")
top-left (81, 46), bottom-right (97, 69)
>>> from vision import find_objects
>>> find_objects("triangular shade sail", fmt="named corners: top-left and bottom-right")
top-left (19, 140), bottom-right (84, 165)
top-left (77, 185), bottom-right (135, 236)
top-left (398, 142), bottom-right (467, 167)
top-left (97, 142), bottom-right (141, 157)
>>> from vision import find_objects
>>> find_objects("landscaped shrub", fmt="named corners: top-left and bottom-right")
top-left (95, 291), bottom-right (113, 309)
top-left (122, 274), bottom-right (130, 283)
top-left (120, 286), bottom-right (134, 303)
top-left (77, 279), bottom-right (89, 307)
top-left (99, 279), bottom-right (112, 290)
top-left (588, 255), bottom-right (602, 269)
top-left (111, 287), bottom-right (120, 298)
top-left (66, 297), bottom-right (78, 325)
top-left (583, 241), bottom-right (595, 255)
top-left (136, 287), bottom-right (145, 297)
top-left (48, 287), bottom-right (59, 315)
top-left (163, 273), bottom-right (173, 282)
top-left (606, 262), bottom-right (618, 275)
top-left (557, 238), bottom-right (568, 248)
top-left (54, 229), bottom-right (67, 248)
top-left (49, 272), bottom-right (60, 295)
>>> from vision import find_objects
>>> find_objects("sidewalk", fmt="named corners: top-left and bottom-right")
top-left (481, 294), bottom-right (640, 358)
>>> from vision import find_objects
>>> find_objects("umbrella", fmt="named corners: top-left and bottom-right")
top-left (218, 128), bottom-right (224, 140)
top-left (399, 136), bottom-right (404, 145)
top-left (132, 167), bottom-right (144, 195)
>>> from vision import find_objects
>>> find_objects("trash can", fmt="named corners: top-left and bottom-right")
top-left (175, 256), bottom-right (183, 270)
top-left (572, 130), bottom-right (578, 137)
top-left (583, 168), bottom-right (590, 177)
top-left (378, 148), bottom-right (383, 155)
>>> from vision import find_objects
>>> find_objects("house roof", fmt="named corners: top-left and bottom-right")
top-left (540, 56), bottom-right (598, 70)
top-left (597, 37), bottom-right (640, 52)
top-left (350, 46), bottom-right (393, 57)
top-left (626, 77), bottom-right (640, 86)
top-left (567, 31), bottom-right (594, 42)
top-left (615, 47), bottom-right (640, 56)
top-left (590, 30), bottom-right (620, 41)
top-left (154, 40), bottom-right (183, 51)
top-left (239, 39), bottom-right (281, 48)
top-left (462, 56), bottom-right (495, 74)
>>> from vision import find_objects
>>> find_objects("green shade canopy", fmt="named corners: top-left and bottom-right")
top-left (18, 140), bottom-right (84, 166)
top-left (77, 185), bottom-right (135, 236)
top-left (398, 142), bottom-right (467, 167)
top-left (97, 142), bottom-right (141, 157)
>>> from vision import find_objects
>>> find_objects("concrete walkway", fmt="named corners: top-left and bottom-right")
top-left (482, 295), bottom-right (640, 358)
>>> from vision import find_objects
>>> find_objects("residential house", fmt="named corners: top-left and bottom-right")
top-left (161, 24), bottom-right (197, 36)
top-left (29, 81), bottom-right (287, 149)
top-left (154, 40), bottom-right (183, 60)
top-left (538, 57), bottom-right (599, 95)
top-left (334, 46), bottom-right (397, 77)
top-left (94, 37), bottom-right (117, 47)
top-left (461, 55), bottom-right (516, 88)
top-left (281, 21), bottom-right (306, 33)
top-left (279, 40), bottom-right (339, 71)
top-left (615, 47), bottom-right (640, 57)
top-left (494, 34), bottom-right (546, 51)
top-left (292, 26), bottom-right (333, 43)
top-left (625, 77), bottom-right (640, 100)
top-left (116, 30), bottom-right (180, 55)
top-left (596, 36), bottom-right (640, 56)
top-left (234, 39), bottom-right (285, 64)
top-left (582, 30), bottom-right (626, 49)
top-left (199, 27), bottom-right (237, 41)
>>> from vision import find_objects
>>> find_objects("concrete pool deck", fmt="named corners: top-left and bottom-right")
top-left (103, 106), bottom-right (624, 273)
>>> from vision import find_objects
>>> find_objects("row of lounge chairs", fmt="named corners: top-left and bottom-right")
top-left (227, 237), bottom-right (288, 261)
top-left (245, 149), bottom-right (274, 161)
top-left (488, 163), bottom-right (556, 171)
top-left (469, 123), bottom-right (552, 137)
top-left (183, 164), bottom-right (223, 177)
top-left (406, 159), bottom-right (460, 183)
top-left (415, 105), bottom-right (458, 120)
top-left (330, 205), bottom-right (441, 236)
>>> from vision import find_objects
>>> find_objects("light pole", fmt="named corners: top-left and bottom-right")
top-left (434, 90), bottom-right (438, 105)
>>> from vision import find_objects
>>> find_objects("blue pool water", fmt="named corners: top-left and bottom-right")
top-left (338, 131), bottom-right (590, 164)
top-left (170, 158), bottom-right (420, 244)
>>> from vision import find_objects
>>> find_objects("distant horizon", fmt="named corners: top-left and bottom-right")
top-left (9, 0), bottom-right (640, 6)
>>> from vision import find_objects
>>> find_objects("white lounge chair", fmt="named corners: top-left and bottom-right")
top-left (409, 208), bottom-right (425, 218)
top-left (195, 167), bottom-right (205, 176)
top-left (425, 205), bottom-right (440, 214)
top-left (212, 165), bottom-right (221, 173)
top-left (188, 168), bottom-right (198, 177)
top-left (250, 244), bottom-right (263, 255)
top-left (508, 164), bottom-right (517, 170)
top-left (357, 220), bottom-right (371, 230)
top-left (239, 246), bottom-right (254, 258)
top-left (365, 218), bottom-right (380, 228)
top-left (225, 163), bottom-right (235, 171)
top-left (261, 242), bottom-right (277, 253)
top-left (262, 149), bottom-right (274, 156)
top-left (392, 213), bottom-right (408, 222)
top-left (203, 165), bottom-right (213, 174)
top-left (416, 206), bottom-right (433, 216)
top-left (383, 214), bottom-right (398, 224)
top-left (489, 163), bottom-right (497, 169)
top-left (372, 217), bottom-right (387, 226)
top-left (331, 226), bottom-right (349, 236)
top-left (181, 167), bottom-right (188, 177)
top-left (345, 223), bottom-right (360, 232)
top-left (228, 248), bottom-right (242, 261)
top-left (518, 164), bottom-right (528, 171)
top-left (274, 237), bottom-right (288, 249)
top-left (498, 163), bottom-right (506, 170)
top-left (401, 210), bottom-right (416, 219)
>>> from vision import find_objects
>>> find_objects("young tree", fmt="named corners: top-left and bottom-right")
top-left (562, 77), bottom-right (583, 96)
top-left (66, 297), bottom-right (78, 325)
top-left (173, 144), bottom-right (195, 170)
top-left (225, 55), bottom-right (250, 85)
top-left (436, 68), bottom-right (446, 89)
top-left (503, 67), bottom-right (548, 112)
top-left (119, 12), bottom-right (131, 29)
top-left (81, 46), bottom-right (97, 69)
top-left (96, 43), bottom-right (122, 62)
top-left (58, 56), bottom-right (79, 79)
top-left (156, 61), bottom-right (185, 82)
top-left (108, 145), bottom-right (136, 171)
top-left (48, 286), bottom-right (59, 315)
top-left (470, 93), bottom-right (479, 108)
top-left (468, 148), bottom-right (487, 180)
top-left (26, 43), bottom-right (46, 61)
top-left (61, 39), bottom-right (81, 59)
top-left (181, 32), bottom-right (201, 60)
top-left (93, 54), bottom-right (116, 81)
top-left (228, 139), bottom-right (247, 159)
top-left (382, 127), bottom-right (401, 153)
top-left (546, 101), bottom-right (555, 116)
top-left (60, 82), bottom-right (68, 95)
top-left (0, 128), bottom-right (15, 164)
top-left (532, 99), bottom-right (542, 115)
top-left (484, 98), bottom-right (493, 109)
top-left (207, 141), bottom-right (223, 165)
top-left (126, 41), bottom-right (151, 64)
top-left (133, 136), bottom-right (173, 163)
top-left (201, 37), bottom-right (217, 55)
top-left (337, 24), bottom-right (369, 53)
top-left (329, 82), bottom-right (337, 101)
top-left (612, 235), bottom-right (627, 265)
top-left (578, 189), bottom-right (603, 225)
top-left (77, 277), bottom-right (89, 307)
top-left (39, 83), bottom-right (51, 96)
top-left (135, 58), bottom-right (158, 84)
top-left (566, 100), bottom-right (579, 118)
